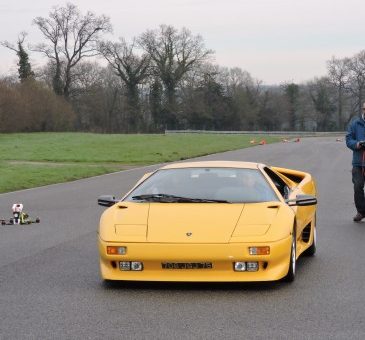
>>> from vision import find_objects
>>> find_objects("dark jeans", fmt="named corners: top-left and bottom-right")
top-left (352, 167), bottom-right (365, 214)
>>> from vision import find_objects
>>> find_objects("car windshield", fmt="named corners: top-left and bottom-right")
top-left (124, 167), bottom-right (279, 203)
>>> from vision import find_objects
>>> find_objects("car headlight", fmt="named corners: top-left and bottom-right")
top-left (234, 262), bottom-right (246, 272)
top-left (131, 262), bottom-right (143, 271)
top-left (119, 261), bottom-right (131, 271)
top-left (119, 261), bottom-right (144, 271)
top-left (246, 262), bottom-right (259, 272)
top-left (233, 261), bottom-right (259, 272)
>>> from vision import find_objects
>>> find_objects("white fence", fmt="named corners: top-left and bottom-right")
top-left (165, 130), bottom-right (345, 136)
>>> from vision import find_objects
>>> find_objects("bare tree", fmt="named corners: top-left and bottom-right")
top-left (345, 51), bottom-right (365, 117)
top-left (306, 77), bottom-right (336, 131)
top-left (219, 67), bottom-right (259, 95)
top-left (139, 25), bottom-right (213, 128)
top-left (217, 66), bottom-right (262, 129)
top-left (1, 32), bottom-right (35, 82)
top-left (98, 38), bottom-right (150, 131)
top-left (327, 56), bottom-right (350, 129)
top-left (57, 62), bottom-right (126, 132)
top-left (33, 3), bottom-right (112, 98)
top-left (282, 82), bottom-right (300, 130)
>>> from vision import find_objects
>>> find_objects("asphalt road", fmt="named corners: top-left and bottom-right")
top-left (1, 136), bottom-right (364, 340)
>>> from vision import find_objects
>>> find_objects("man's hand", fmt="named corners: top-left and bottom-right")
top-left (357, 141), bottom-right (365, 149)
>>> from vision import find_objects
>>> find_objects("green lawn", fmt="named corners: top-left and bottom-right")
top-left (0, 132), bottom-right (282, 193)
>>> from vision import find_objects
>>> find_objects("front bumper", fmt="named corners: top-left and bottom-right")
top-left (98, 236), bottom-right (292, 282)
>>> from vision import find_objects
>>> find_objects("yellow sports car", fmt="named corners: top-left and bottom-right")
top-left (97, 161), bottom-right (317, 283)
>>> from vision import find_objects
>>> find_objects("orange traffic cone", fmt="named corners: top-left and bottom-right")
top-left (259, 139), bottom-right (267, 145)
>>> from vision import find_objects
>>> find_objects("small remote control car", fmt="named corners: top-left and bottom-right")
top-left (1, 203), bottom-right (40, 225)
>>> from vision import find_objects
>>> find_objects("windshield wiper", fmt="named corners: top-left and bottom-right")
top-left (183, 198), bottom-right (231, 203)
top-left (131, 194), bottom-right (231, 203)
top-left (132, 194), bottom-right (180, 202)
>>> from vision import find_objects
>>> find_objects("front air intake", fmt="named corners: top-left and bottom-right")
top-left (301, 224), bottom-right (311, 243)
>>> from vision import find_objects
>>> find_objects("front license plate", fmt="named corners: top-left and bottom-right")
top-left (161, 262), bottom-right (213, 269)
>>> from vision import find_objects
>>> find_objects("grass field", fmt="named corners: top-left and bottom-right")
top-left (0, 132), bottom-right (282, 193)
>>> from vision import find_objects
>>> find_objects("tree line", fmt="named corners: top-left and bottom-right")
top-left (0, 3), bottom-right (363, 133)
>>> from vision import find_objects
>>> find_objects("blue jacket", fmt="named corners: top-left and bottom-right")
top-left (346, 116), bottom-right (365, 167)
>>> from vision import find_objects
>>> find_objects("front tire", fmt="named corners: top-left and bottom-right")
top-left (284, 229), bottom-right (296, 282)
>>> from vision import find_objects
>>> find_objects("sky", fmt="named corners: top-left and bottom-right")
top-left (0, 0), bottom-right (365, 84)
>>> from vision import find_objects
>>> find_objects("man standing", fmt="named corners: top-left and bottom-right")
top-left (346, 103), bottom-right (365, 222)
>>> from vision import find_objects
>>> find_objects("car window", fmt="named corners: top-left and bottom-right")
top-left (263, 167), bottom-right (290, 199)
top-left (124, 168), bottom-right (279, 203)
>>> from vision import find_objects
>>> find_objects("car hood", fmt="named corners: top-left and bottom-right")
top-left (100, 202), bottom-right (283, 243)
top-left (147, 203), bottom-right (244, 243)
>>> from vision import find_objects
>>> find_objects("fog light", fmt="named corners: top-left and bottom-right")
top-left (249, 246), bottom-right (270, 255)
top-left (107, 246), bottom-right (127, 255)
top-left (119, 261), bottom-right (131, 271)
top-left (234, 262), bottom-right (246, 272)
top-left (246, 262), bottom-right (259, 272)
top-left (131, 261), bottom-right (143, 271)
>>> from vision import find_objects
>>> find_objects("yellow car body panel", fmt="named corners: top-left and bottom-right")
top-left (147, 203), bottom-right (244, 243)
top-left (98, 161), bottom-right (317, 282)
top-left (98, 236), bottom-right (292, 282)
top-left (271, 166), bottom-right (317, 257)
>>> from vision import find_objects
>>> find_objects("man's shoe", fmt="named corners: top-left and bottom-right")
top-left (353, 212), bottom-right (364, 222)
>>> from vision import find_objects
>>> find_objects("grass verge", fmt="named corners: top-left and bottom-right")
top-left (0, 132), bottom-right (282, 193)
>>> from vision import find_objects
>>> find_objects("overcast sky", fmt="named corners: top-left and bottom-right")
top-left (1, 0), bottom-right (364, 84)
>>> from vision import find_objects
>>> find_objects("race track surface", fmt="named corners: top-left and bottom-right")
top-left (1, 136), bottom-right (363, 340)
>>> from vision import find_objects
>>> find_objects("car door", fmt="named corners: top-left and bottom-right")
top-left (264, 167), bottom-right (316, 243)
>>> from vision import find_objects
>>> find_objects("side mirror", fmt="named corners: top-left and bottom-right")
top-left (286, 194), bottom-right (317, 207)
top-left (98, 195), bottom-right (118, 207)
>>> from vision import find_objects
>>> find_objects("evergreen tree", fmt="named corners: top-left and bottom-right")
top-left (1, 33), bottom-right (34, 82)
top-left (17, 41), bottom-right (34, 82)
